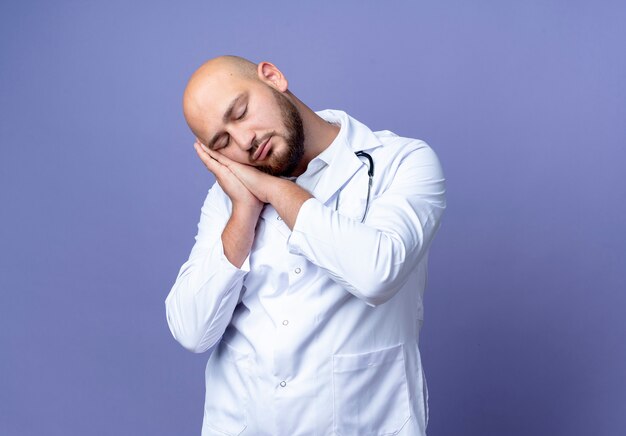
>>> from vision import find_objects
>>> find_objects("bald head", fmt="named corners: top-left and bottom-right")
top-left (183, 55), bottom-right (258, 121)
top-left (180, 56), bottom-right (336, 177)
top-left (193, 55), bottom-right (258, 82)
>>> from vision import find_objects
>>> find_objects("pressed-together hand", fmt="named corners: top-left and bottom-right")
top-left (194, 139), bottom-right (269, 267)
top-left (193, 140), bottom-right (264, 213)
top-left (197, 143), bottom-right (279, 204)
top-left (194, 139), bottom-right (313, 230)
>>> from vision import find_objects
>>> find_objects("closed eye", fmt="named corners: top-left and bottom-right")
top-left (215, 134), bottom-right (230, 150)
top-left (237, 105), bottom-right (247, 120)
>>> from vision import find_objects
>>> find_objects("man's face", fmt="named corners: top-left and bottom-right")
top-left (186, 73), bottom-right (305, 177)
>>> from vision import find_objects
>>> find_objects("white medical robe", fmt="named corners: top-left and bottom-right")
top-left (165, 109), bottom-right (446, 435)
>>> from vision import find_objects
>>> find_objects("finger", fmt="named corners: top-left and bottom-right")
top-left (197, 143), bottom-right (230, 169)
top-left (193, 141), bottom-right (208, 161)
top-left (205, 147), bottom-right (234, 168)
top-left (193, 143), bottom-right (244, 189)
top-left (194, 140), bottom-right (210, 156)
top-left (194, 142), bottom-right (222, 172)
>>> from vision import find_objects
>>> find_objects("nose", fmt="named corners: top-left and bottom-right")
top-left (229, 127), bottom-right (255, 152)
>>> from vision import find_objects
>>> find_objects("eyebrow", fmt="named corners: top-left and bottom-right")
top-left (207, 92), bottom-right (246, 149)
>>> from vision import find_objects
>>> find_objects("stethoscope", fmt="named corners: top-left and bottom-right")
top-left (334, 151), bottom-right (374, 223)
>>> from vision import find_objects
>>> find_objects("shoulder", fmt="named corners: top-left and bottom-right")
top-left (373, 132), bottom-right (443, 174)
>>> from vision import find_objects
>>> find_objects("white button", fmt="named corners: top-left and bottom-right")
top-left (276, 216), bottom-right (282, 221)
top-left (280, 381), bottom-right (287, 387)
top-left (294, 267), bottom-right (301, 274)
top-left (282, 320), bottom-right (289, 326)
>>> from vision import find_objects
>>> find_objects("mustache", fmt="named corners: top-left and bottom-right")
top-left (251, 132), bottom-right (276, 153)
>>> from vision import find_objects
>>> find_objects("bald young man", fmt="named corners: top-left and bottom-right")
top-left (165, 55), bottom-right (446, 436)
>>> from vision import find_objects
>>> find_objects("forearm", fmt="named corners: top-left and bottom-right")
top-left (267, 178), bottom-right (313, 230)
top-left (287, 145), bottom-right (446, 306)
top-left (165, 237), bottom-right (248, 353)
top-left (165, 184), bottom-right (253, 353)
top-left (287, 200), bottom-right (419, 306)
top-left (222, 204), bottom-right (263, 267)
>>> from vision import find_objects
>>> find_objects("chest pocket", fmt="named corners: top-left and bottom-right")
top-left (332, 343), bottom-right (411, 435)
top-left (335, 195), bottom-right (368, 221)
top-left (333, 169), bottom-right (371, 222)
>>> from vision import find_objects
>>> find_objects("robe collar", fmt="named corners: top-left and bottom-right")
top-left (304, 109), bottom-right (382, 205)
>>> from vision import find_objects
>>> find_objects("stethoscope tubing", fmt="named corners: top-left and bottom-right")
top-left (334, 151), bottom-right (374, 223)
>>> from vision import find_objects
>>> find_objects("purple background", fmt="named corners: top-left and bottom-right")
top-left (1, 1), bottom-right (625, 435)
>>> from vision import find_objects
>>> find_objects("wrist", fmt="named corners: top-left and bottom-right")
top-left (232, 202), bottom-right (263, 222)
top-left (267, 178), bottom-right (313, 230)
top-left (266, 177), bottom-right (286, 206)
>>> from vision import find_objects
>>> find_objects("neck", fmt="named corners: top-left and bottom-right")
top-left (288, 94), bottom-right (340, 177)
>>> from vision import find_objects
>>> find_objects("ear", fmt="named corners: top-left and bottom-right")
top-left (257, 61), bottom-right (289, 92)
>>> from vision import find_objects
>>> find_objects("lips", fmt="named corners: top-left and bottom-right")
top-left (253, 137), bottom-right (271, 161)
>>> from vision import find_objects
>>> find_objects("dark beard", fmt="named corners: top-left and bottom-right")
top-left (256, 87), bottom-right (305, 177)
